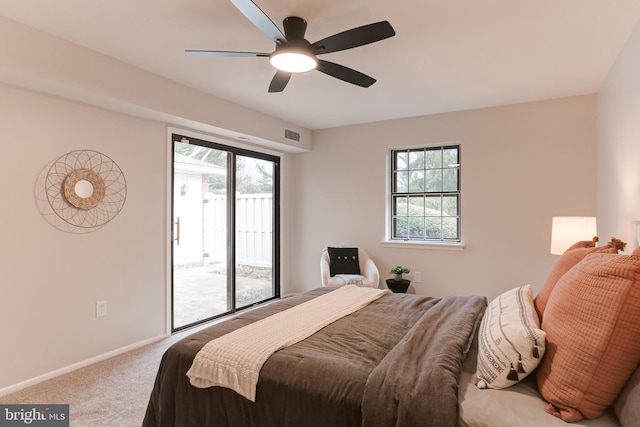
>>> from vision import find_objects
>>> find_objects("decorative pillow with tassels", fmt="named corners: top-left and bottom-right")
top-left (534, 236), bottom-right (623, 321)
top-left (476, 285), bottom-right (546, 389)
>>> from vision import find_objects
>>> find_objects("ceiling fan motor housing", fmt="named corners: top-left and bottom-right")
top-left (282, 16), bottom-right (309, 42)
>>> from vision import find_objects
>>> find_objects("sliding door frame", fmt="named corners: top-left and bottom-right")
top-left (167, 129), bottom-right (281, 333)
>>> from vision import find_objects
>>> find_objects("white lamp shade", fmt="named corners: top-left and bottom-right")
top-left (550, 216), bottom-right (597, 255)
top-left (632, 220), bottom-right (640, 248)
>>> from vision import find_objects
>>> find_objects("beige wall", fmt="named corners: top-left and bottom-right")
top-left (0, 83), bottom-right (167, 391)
top-left (597, 20), bottom-right (640, 250)
top-left (289, 95), bottom-right (597, 300)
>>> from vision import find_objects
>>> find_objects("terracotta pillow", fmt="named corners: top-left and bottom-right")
top-left (534, 237), bottom-right (621, 320)
top-left (536, 253), bottom-right (640, 422)
top-left (565, 237), bottom-right (599, 252)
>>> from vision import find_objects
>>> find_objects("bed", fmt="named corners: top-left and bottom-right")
top-left (144, 241), bottom-right (640, 427)
top-left (143, 287), bottom-right (486, 427)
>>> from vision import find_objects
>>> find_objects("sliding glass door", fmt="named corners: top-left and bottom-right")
top-left (171, 134), bottom-right (279, 331)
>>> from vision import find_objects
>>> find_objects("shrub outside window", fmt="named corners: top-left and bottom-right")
top-left (390, 144), bottom-right (460, 242)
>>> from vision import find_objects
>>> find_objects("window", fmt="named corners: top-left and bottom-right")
top-left (390, 144), bottom-right (460, 242)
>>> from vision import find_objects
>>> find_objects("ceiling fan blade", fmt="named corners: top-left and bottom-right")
top-left (316, 60), bottom-right (376, 88)
top-left (268, 71), bottom-right (292, 92)
top-left (185, 50), bottom-right (269, 57)
top-left (311, 21), bottom-right (395, 55)
top-left (231, 0), bottom-right (286, 44)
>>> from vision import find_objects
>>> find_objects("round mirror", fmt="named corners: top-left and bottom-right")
top-left (74, 179), bottom-right (94, 199)
top-left (62, 168), bottom-right (107, 210)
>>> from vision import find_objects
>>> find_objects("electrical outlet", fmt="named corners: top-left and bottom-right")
top-left (96, 300), bottom-right (107, 318)
top-left (414, 272), bottom-right (422, 283)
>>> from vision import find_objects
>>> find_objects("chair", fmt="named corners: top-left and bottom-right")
top-left (320, 247), bottom-right (380, 288)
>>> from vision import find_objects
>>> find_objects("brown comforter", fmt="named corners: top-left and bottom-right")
top-left (143, 287), bottom-right (486, 427)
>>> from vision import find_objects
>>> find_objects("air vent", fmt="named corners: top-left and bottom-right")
top-left (284, 129), bottom-right (300, 142)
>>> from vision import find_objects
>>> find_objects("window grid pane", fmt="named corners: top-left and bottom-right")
top-left (409, 170), bottom-right (425, 193)
top-left (442, 168), bottom-right (458, 192)
top-left (391, 145), bottom-right (460, 242)
top-left (395, 171), bottom-right (408, 193)
top-left (409, 149), bottom-right (425, 170)
top-left (395, 151), bottom-right (409, 171)
top-left (394, 217), bottom-right (409, 239)
top-left (425, 148), bottom-right (442, 169)
top-left (425, 217), bottom-right (442, 239)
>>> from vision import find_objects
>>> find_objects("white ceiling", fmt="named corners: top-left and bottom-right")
top-left (1, 0), bottom-right (640, 130)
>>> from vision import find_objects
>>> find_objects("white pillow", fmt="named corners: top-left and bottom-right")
top-left (335, 274), bottom-right (365, 286)
top-left (476, 285), bottom-right (546, 389)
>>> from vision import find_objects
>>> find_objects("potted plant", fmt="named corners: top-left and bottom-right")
top-left (390, 266), bottom-right (410, 281)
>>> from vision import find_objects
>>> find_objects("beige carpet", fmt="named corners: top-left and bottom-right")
top-left (0, 330), bottom-right (193, 427)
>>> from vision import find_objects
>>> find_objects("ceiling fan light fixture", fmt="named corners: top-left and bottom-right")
top-left (186, 1), bottom-right (396, 92)
top-left (269, 49), bottom-right (317, 73)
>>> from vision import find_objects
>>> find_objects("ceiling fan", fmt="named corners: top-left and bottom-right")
top-left (186, 0), bottom-right (396, 93)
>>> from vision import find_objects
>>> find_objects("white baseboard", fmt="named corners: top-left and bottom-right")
top-left (0, 333), bottom-right (169, 398)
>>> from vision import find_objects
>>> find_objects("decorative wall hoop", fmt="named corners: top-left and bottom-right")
top-left (41, 150), bottom-right (127, 231)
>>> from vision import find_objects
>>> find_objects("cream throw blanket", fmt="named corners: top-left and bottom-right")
top-left (187, 286), bottom-right (390, 401)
